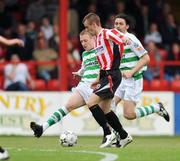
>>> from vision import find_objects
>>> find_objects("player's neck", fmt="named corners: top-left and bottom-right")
top-left (96, 26), bottom-right (103, 36)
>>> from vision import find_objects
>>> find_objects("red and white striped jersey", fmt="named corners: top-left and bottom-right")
top-left (94, 28), bottom-right (124, 70)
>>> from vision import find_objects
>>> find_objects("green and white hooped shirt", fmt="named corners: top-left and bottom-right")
top-left (120, 32), bottom-right (147, 80)
top-left (78, 49), bottom-right (100, 84)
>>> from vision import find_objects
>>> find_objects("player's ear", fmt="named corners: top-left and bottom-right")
top-left (126, 25), bottom-right (129, 30)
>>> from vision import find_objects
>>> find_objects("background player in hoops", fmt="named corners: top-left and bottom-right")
top-left (83, 13), bottom-right (132, 148)
top-left (0, 36), bottom-right (24, 160)
top-left (111, 13), bottom-right (169, 122)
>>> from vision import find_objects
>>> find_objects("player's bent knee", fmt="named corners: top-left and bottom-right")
top-left (65, 103), bottom-right (76, 112)
top-left (65, 105), bottom-right (73, 112)
top-left (86, 102), bottom-right (92, 108)
top-left (124, 112), bottom-right (136, 120)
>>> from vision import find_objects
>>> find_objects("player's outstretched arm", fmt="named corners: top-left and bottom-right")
top-left (0, 36), bottom-right (24, 47)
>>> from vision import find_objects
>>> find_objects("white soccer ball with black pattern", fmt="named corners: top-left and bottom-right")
top-left (59, 131), bottom-right (78, 147)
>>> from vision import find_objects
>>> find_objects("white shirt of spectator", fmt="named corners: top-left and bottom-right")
top-left (4, 63), bottom-right (29, 88)
top-left (41, 25), bottom-right (53, 40)
top-left (144, 31), bottom-right (162, 44)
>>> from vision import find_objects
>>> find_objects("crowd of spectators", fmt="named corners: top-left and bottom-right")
top-left (0, 0), bottom-right (179, 91)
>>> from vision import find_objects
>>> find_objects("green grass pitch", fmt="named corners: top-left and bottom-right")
top-left (0, 136), bottom-right (180, 161)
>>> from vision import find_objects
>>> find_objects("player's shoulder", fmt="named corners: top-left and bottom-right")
top-left (125, 32), bottom-right (138, 40)
top-left (126, 32), bottom-right (142, 45)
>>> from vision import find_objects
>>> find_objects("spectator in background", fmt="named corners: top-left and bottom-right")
top-left (26, 0), bottom-right (45, 23)
top-left (26, 20), bottom-right (37, 44)
top-left (115, 1), bottom-right (125, 14)
top-left (40, 16), bottom-right (53, 41)
top-left (155, 2), bottom-right (171, 30)
top-left (68, 3), bottom-right (79, 36)
top-left (105, 14), bottom-right (116, 29)
top-left (125, 0), bottom-right (147, 38)
top-left (139, 5), bottom-right (150, 38)
top-left (148, 0), bottom-right (164, 22)
top-left (49, 24), bottom-right (59, 52)
top-left (144, 22), bottom-right (162, 45)
top-left (67, 39), bottom-right (81, 89)
top-left (161, 13), bottom-right (179, 46)
top-left (165, 42), bottom-right (180, 81)
top-left (4, 54), bottom-right (35, 91)
top-left (0, 45), bottom-right (7, 62)
top-left (68, 39), bottom-right (80, 63)
top-left (33, 33), bottom-right (58, 82)
top-left (0, 1), bottom-right (13, 34)
top-left (44, 0), bottom-right (58, 22)
top-left (7, 23), bottom-right (34, 60)
top-left (143, 41), bottom-right (164, 80)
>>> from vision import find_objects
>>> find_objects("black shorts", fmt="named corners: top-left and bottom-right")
top-left (93, 69), bottom-right (122, 99)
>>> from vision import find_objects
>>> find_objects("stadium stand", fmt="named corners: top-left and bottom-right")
top-left (0, 0), bottom-right (179, 91)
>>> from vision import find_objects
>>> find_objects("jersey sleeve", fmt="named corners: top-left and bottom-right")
top-left (105, 29), bottom-right (123, 46)
top-left (129, 35), bottom-right (147, 58)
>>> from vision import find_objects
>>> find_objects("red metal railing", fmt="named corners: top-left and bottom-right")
top-left (0, 60), bottom-right (179, 91)
top-left (149, 61), bottom-right (180, 80)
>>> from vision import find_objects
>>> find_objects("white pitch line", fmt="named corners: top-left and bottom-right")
top-left (71, 150), bottom-right (118, 161)
top-left (7, 148), bottom-right (119, 161)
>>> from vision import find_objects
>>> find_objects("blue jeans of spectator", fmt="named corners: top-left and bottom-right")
top-left (38, 70), bottom-right (51, 82)
top-left (6, 81), bottom-right (29, 91)
top-left (143, 69), bottom-right (153, 81)
top-left (164, 74), bottom-right (174, 82)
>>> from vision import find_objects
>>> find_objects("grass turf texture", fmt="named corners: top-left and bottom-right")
top-left (0, 136), bottom-right (180, 161)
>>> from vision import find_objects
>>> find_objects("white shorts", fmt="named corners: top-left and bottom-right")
top-left (72, 82), bottom-right (93, 103)
top-left (114, 77), bottom-right (143, 104)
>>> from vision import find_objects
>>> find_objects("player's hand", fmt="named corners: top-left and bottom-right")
top-left (122, 71), bottom-right (134, 79)
top-left (122, 37), bottom-right (131, 45)
top-left (72, 71), bottom-right (81, 78)
top-left (13, 39), bottom-right (24, 47)
top-left (91, 80), bottom-right (99, 90)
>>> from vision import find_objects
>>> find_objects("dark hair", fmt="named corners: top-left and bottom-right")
top-left (82, 13), bottom-right (101, 26)
top-left (115, 13), bottom-right (135, 32)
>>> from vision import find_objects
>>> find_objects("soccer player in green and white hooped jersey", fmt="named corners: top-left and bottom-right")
top-left (30, 30), bottom-right (101, 138)
top-left (111, 13), bottom-right (170, 122)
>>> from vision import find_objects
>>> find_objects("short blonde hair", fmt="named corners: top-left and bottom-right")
top-left (82, 13), bottom-right (101, 26)
top-left (79, 29), bottom-right (93, 37)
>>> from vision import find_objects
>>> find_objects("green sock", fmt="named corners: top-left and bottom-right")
top-left (43, 107), bottom-right (68, 132)
top-left (135, 103), bottom-right (160, 118)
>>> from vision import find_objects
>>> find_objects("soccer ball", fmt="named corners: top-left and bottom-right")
top-left (59, 131), bottom-right (78, 147)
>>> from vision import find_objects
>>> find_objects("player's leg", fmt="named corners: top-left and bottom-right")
top-left (87, 93), bottom-right (111, 136)
top-left (123, 100), bottom-right (136, 119)
top-left (134, 102), bottom-right (170, 121)
top-left (100, 99), bottom-right (128, 139)
top-left (111, 78), bottom-right (125, 112)
top-left (30, 91), bottom-right (86, 137)
top-left (43, 90), bottom-right (86, 131)
top-left (0, 146), bottom-right (9, 160)
top-left (87, 93), bottom-right (117, 148)
top-left (123, 79), bottom-right (170, 121)
top-left (111, 95), bottom-right (122, 112)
